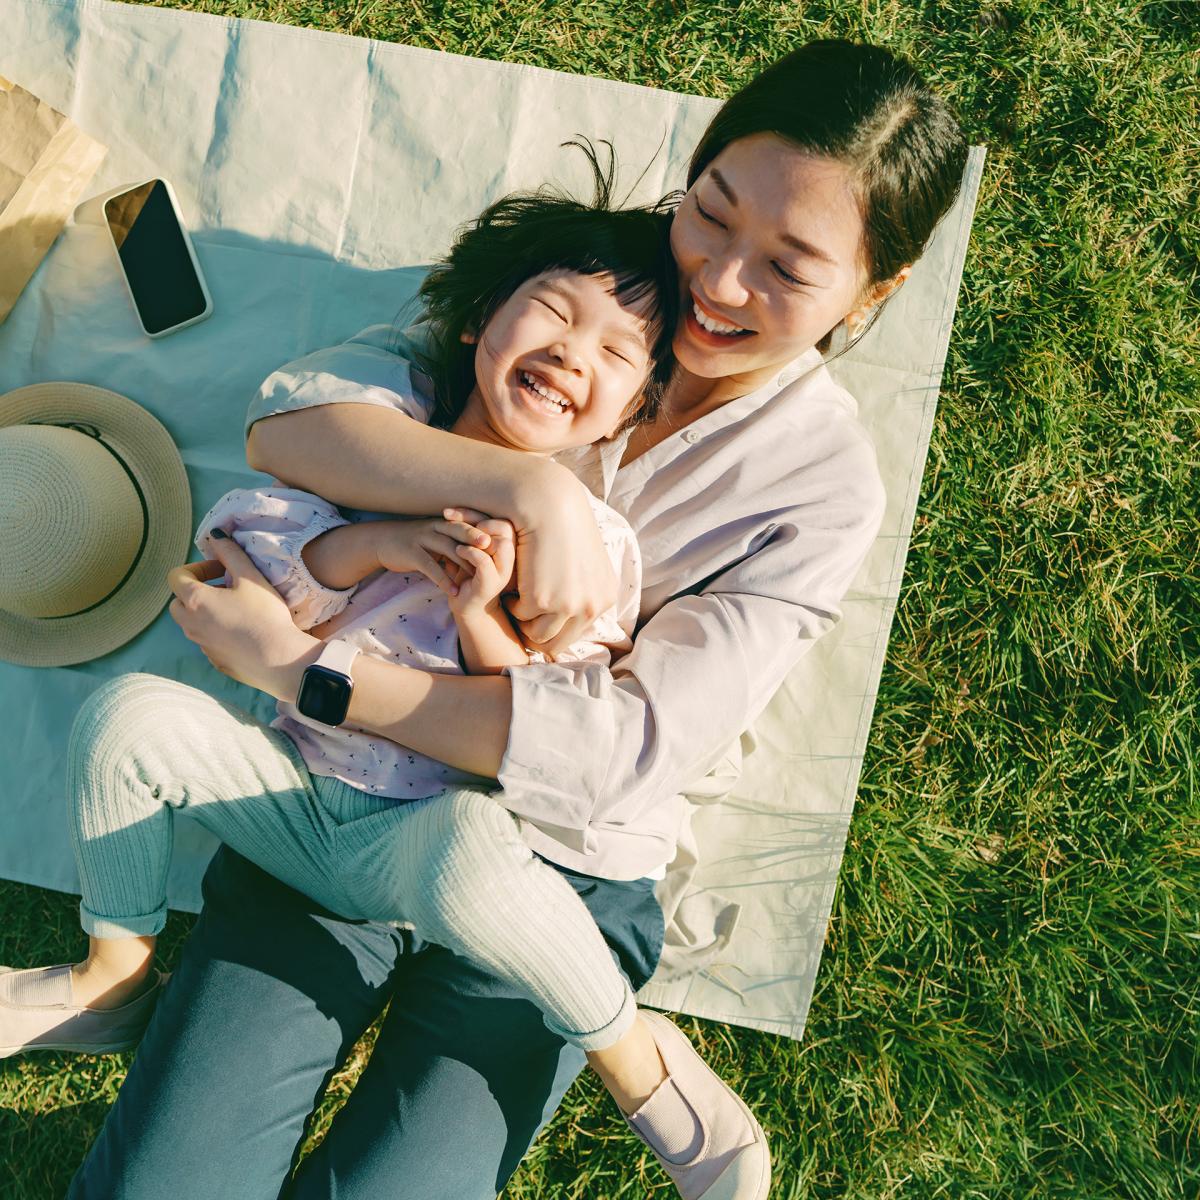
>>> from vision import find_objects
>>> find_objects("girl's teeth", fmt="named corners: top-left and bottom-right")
top-left (520, 371), bottom-right (572, 412)
top-left (693, 301), bottom-right (748, 336)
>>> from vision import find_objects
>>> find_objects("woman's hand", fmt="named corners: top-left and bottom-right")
top-left (446, 472), bottom-right (616, 655)
top-left (166, 537), bottom-right (319, 700)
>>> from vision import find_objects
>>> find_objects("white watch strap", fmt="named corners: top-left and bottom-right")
top-left (313, 638), bottom-right (360, 678)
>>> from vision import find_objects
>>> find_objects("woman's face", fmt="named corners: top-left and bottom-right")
top-left (670, 133), bottom-right (870, 389)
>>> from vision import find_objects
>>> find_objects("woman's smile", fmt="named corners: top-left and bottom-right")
top-left (682, 292), bottom-right (756, 347)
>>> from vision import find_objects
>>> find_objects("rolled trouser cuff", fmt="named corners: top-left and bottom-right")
top-left (545, 981), bottom-right (638, 1052)
top-left (80, 899), bottom-right (167, 940)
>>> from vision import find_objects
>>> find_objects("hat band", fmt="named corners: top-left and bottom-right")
top-left (29, 420), bottom-right (151, 621)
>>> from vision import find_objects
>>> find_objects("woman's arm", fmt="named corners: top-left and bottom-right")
top-left (248, 403), bottom-right (553, 526)
top-left (176, 469), bottom-right (883, 837)
top-left (248, 403), bottom-right (615, 652)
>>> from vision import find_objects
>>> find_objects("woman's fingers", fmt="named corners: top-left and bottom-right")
top-left (166, 558), bottom-right (225, 602)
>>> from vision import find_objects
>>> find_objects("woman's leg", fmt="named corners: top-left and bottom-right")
top-left (71, 846), bottom-right (664, 1200)
top-left (68, 845), bottom-right (405, 1200)
top-left (332, 787), bottom-right (770, 1200)
top-left (287, 863), bottom-right (666, 1199)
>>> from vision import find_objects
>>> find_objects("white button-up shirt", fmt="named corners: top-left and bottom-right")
top-left (246, 325), bottom-right (887, 880)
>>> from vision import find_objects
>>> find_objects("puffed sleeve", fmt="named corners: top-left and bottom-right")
top-left (244, 324), bottom-right (435, 442)
top-left (195, 486), bottom-right (357, 631)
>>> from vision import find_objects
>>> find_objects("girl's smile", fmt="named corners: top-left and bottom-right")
top-left (515, 367), bottom-right (577, 416)
top-left (455, 269), bottom-right (655, 455)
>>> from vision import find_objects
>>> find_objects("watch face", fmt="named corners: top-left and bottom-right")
top-left (297, 665), bottom-right (352, 726)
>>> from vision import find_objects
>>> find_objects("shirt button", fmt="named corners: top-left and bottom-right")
top-left (682, 429), bottom-right (702, 444)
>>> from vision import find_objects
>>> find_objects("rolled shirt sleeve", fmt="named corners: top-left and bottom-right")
top-left (195, 487), bottom-right (357, 631)
top-left (498, 427), bottom-right (888, 860)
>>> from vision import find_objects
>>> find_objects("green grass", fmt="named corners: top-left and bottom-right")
top-left (3, 1), bottom-right (1198, 1196)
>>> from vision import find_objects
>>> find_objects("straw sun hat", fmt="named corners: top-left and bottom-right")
top-left (0, 382), bottom-right (193, 667)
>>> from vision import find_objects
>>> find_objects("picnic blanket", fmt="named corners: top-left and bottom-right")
top-left (0, 0), bottom-right (984, 1040)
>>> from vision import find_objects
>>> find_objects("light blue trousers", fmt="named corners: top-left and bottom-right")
top-left (65, 673), bottom-right (637, 1051)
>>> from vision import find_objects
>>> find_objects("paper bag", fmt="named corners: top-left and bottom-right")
top-left (0, 75), bottom-right (107, 323)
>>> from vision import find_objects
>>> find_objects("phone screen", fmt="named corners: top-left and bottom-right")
top-left (105, 181), bottom-right (208, 335)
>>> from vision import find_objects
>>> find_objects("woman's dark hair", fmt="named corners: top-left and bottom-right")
top-left (688, 39), bottom-right (966, 349)
top-left (413, 140), bottom-right (678, 431)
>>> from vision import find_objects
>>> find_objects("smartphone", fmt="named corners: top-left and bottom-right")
top-left (103, 179), bottom-right (213, 338)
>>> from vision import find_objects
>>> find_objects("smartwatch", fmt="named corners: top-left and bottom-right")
top-left (296, 638), bottom-right (360, 727)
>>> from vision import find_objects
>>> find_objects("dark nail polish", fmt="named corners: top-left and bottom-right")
top-left (212, 528), bottom-right (228, 539)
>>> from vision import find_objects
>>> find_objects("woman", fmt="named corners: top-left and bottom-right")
top-left (65, 39), bottom-right (964, 1198)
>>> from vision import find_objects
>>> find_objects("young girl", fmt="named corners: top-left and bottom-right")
top-left (2, 166), bottom-right (771, 1198)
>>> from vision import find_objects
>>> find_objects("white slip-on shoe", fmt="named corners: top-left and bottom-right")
top-left (625, 1011), bottom-right (771, 1199)
top-left (0, 964), bottom-right (169, 1058)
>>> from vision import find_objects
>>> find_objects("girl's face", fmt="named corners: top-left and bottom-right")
top-left (463, 269), bottom-right (655, 455)
top-left (670, 133), bottom-right (874, 391)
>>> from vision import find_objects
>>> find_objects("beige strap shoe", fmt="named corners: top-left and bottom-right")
top-left (625, 1010), bottom-right (771, 1199)
top-left (0, 964), bottom-right (169, 1057)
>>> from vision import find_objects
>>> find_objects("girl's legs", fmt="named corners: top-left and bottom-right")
top-left (70, 934), bottom-right (157, 1009)
top-left (587, 1016), bottom-right (670, 1110)
top-left (335, 786), bottom-right (643, 1052)
top-left (33, 672), bottom-right (358, 1011)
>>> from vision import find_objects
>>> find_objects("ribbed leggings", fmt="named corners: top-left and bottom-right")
top-left (65, 672), bottom-right (636, 1051)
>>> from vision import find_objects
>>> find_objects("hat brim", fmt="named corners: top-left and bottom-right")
top-left (0, 382), bottom-right (193, 668)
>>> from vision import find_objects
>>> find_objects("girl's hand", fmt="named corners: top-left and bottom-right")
top-left (447, 472), bottom-right (616, 655)
top-left (373, 516), bottom-right (493, 597)
top-left (166, 536), bottom-right (319, 699)
top-left (446, 516), bottom-right (517, 615)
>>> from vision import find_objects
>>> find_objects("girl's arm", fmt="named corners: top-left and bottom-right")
top-left (301, 514), bottom-right (488, 597)
top-left (246, 402), bottom-right (617, 652)
top-left (445, 519), bottom-right (530, 675)
top-left (196, 486), bottom-right (358, 633)
top-left (453, 604), bottom-right (529, 675)
top-left (300, 522), bottom-right (383, 591)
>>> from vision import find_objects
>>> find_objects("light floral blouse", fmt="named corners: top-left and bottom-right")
top-left (195, 480), bottom-right (640, 806)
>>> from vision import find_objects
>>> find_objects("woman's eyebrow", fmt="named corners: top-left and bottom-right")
top-left (707, 168), bottom-right (838, 268)
top-left (709, 168), bottom-right (739, 207)
top-left (779, 232), bottom-right (838, 267)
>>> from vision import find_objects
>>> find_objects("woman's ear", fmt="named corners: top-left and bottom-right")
top-left (460, 327), bottom-right (478, 345)
top-left (845, 265), bottom-right (912, 335)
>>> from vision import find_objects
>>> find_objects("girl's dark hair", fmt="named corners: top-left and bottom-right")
top-left (688, 39), bottom-right (966, 349)
top-left (414, 140), bottom-right (678, 431)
